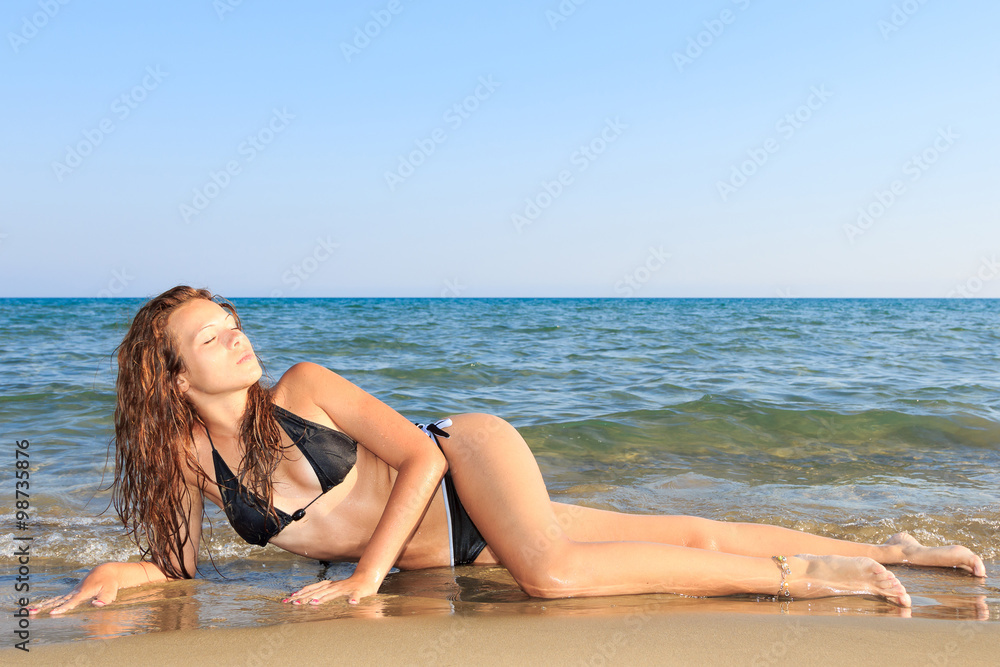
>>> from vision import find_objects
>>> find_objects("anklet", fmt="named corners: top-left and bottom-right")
top-left (772, 555), bottom-right (791, 598)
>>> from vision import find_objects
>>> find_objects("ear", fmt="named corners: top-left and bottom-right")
top-left (175, 374), bottom-right (190, 394)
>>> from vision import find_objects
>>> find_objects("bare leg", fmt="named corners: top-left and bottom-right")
top-left (551, 504), bottom-right (986, 577)
top-left (441, 414), bottom-right (911, 605)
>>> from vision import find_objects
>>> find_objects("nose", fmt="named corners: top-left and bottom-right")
top-left (227, 328), bottom-right (244, 348)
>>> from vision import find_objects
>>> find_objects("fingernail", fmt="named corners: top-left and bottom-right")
top-left (292, 600), bottom-right (301, 605)
top-left (281, 598), bottom-right (289, 603)
top-left (349, 599), bottom-right (357, 605)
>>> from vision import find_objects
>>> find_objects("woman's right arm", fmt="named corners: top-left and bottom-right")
top-left (29, 481), bottom-right (203, 616)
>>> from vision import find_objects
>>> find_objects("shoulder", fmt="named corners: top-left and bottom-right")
top-left (275, 361), bottom-right (344, 397)
top-left (273, 362), bottom-right (359, 427)
top-left (279, 361), bottom-right (331, 383)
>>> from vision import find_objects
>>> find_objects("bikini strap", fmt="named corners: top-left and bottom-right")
top-left (203, 425), bottom-right (219, 452)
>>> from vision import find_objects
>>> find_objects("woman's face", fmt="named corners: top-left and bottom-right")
top-left (166, 298), bottom-right (262, 399)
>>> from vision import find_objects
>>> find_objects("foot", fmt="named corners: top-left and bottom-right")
top-left (882, 532), bottom-right (986, 577)
top-left (786, 554), bottom-right (912, 607)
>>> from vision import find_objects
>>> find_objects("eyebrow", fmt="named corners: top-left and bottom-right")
top-left (194, 312), bottom-right (235, 339)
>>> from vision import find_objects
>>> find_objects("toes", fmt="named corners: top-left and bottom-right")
top-left (876, 571), bottom-right (899, 585)
top-left (953, 551), bottom-right (985, 577)
top-left (882, 579), bottom-right (910, 607)
top-left (872, 566), bottom-right (910, 607)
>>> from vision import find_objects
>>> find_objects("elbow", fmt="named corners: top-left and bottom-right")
top-left (431, 447), bottom-right (449, 478)
top-left (408, 447), bottom-right (448, 483)
top-left (395, 437), bottom-right (449, 486)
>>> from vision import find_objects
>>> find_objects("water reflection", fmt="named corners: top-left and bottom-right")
top-left (25, 559), bottom-right (996, 646)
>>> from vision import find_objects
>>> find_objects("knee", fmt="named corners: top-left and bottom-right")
top-left (682, 516), bottom-right (722, 551)
top-left (506, 542), bottom-right (581, 599)
top-left (514, 565), bottom-right (578, 599)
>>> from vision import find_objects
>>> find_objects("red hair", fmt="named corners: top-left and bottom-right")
top-left (112, 286), bottom-right (282, 578)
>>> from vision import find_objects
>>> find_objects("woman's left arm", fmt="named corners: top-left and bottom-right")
top-left (281, 362), bottom-right (448, 605)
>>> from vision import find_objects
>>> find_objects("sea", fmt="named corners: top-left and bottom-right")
top-left (2, 297), bottom-right (998, 647)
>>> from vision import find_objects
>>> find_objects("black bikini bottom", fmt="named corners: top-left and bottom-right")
top-left (414, 419), bottom-right (488, 566)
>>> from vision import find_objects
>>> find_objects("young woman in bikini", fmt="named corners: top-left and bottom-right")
top-left (30, 286), bottom-right (986, 615)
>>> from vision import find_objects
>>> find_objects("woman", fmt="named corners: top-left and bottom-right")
top-left (30, 286), bottom-right (985, 615)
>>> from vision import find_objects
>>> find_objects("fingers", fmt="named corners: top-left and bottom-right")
top-left (28, 594), bottom-right (72, 615)
top-left (45, 595), bottom-right (83, 616)
top-left (283, 582), bottom-right (347, 605)
top-left (283, 580), bottom-right (376, 606)
top-left (31, 583), bottom-right (119, 616)
top-left (51, 591), bottom-right (91, 615)
top-left (286, 581), bottom-right (345, 604)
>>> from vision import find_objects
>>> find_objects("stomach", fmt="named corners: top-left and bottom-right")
top-left (265, 448), bottom-right (457, 569)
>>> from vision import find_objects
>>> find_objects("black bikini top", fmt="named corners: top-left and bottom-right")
top-left (207, 405), bottom-right (358, 547)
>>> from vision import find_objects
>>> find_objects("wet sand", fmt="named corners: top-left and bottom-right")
top-left (8, 608), bottom-right (998, 666)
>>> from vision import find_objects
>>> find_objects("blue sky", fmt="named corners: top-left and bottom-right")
top-left (2, 0), bottom-right (997, 298)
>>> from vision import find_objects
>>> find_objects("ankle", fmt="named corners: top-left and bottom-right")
top-left (875, 543), bottom-right (902, 564)
top-left (771, 555), bottom-right (792, 598)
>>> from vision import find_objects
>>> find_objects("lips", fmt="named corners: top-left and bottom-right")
top-left (237, 352), bottom-right (254, 365)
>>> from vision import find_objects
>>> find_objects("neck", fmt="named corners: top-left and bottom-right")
top-left (189, 387), bottom-right (251, 440)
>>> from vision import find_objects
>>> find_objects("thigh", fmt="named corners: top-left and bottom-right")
top-left (438, 413), bottom-right (572, 575)
top-left (551, 502), bottom-right (706, 547)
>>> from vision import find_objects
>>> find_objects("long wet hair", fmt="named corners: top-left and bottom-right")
top-left (112, 285), bottom-right (282, 579)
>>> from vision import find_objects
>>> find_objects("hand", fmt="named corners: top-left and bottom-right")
top-left (282, 573), bottom-right (381, 606)
top-left (29, 562), bottom-right (126, 616)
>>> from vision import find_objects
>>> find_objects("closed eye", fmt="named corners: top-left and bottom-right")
top-left (203, 327), bottom-right (239, 345)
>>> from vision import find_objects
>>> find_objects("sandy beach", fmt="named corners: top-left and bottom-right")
top-left (9, 608), bottom-right (998, 666)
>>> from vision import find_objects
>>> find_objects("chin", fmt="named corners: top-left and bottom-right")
top-left (245, 362), bottom-right (263, 380)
